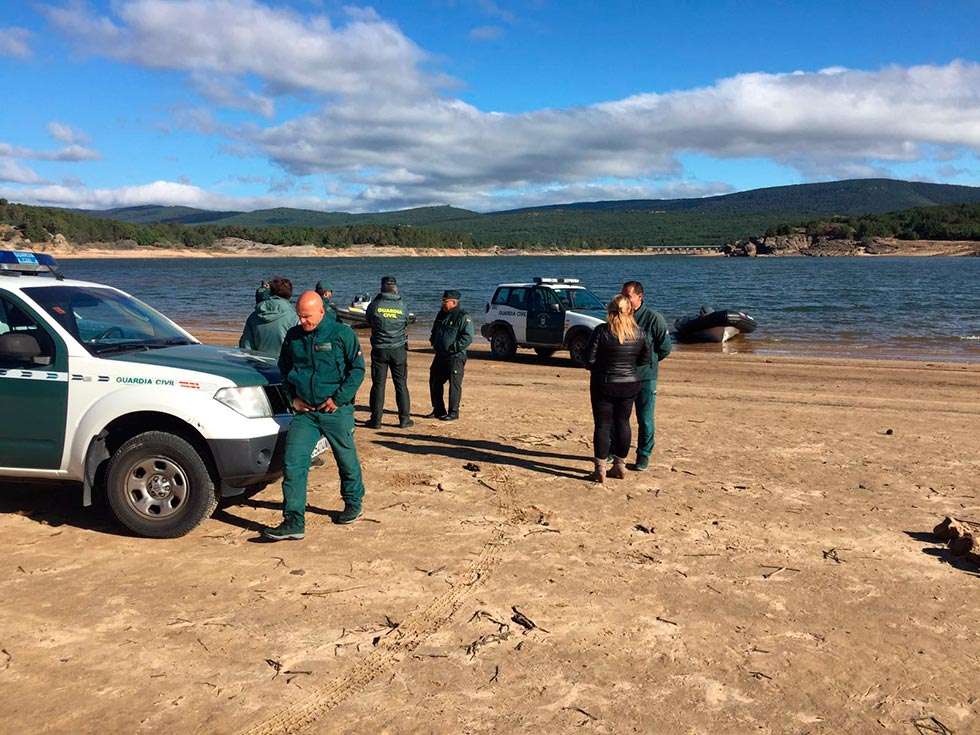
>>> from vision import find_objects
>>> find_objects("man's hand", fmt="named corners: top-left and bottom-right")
top-left (318, 397), bottom-right (338, 413)
top-left (292, 397), bottom-right (314, 413)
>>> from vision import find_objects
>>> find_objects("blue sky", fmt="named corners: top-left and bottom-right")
top-left (1, 0), bottom-right (979, 212)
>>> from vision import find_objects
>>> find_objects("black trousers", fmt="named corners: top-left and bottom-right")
top-left (429, 353), bottom-right (466, 417)
top-left (370, 346), bottom-right (411, 422)
top-left (590, 381), bottom-right (641, 460)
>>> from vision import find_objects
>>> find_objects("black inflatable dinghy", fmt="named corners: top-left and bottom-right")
top-left (673, 306), bottom-right (757, 343)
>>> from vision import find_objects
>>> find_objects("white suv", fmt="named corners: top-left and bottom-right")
top-left (480, 277), bottom-right (606, 364)
top-left (0, 250), bottom-right (318, 538)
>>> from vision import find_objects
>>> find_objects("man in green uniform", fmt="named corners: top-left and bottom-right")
top-left (262, 291), bottom-right (366, 541)
top-left (239, 277), bottom-right (298, 357)
top-left (365, 275), bottom-right (412, 429)
top-left (621, 280), bottom-right (672, 471)
top-left (315, 280), bottom-right (339, 321)
top-left (427, 289), bottom-right (473, 422)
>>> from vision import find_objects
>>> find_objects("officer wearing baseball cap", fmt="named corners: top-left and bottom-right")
top-left (365, 275), bottom-right (412, 428)
top-left (427, 289), bottom-right (473, 421)
top-left (314, 280), bottom-right (339, 321)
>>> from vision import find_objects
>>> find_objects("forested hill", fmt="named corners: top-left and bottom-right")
top-left (70, 179), bottom-right (980, 229)
top-left (504, 179), bottom-right (980, 215)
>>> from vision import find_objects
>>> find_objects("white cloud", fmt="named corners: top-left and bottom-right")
top-left (0, 141), bottom-right (101, 162)
top-left (47, 121), bottom-right (90, 145)
top-left (0, 27), bottom-right (32, 58)
top-left (43, 0), bottom-right (440, 99)
top-left (0, 179), bottom-right (345, 211)
top-left (0, 160), bottom-right (48, 185)
top-left (469, 25), bottom-right (504, 41)
top-left (190, 73), bottom-right (275, 117)
top-left (240, 60), bottom-right (980, 208)
top-left (36, 2), bottom-right (980, 210)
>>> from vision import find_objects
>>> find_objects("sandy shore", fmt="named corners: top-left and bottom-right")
top-left (28, 236), bottom-right (978, 259)
top-left (2, 336), bottom-right (978, 733)
top-left (38, 244), bottom-right (722, 259)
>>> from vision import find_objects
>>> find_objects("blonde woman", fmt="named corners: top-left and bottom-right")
top-left (585, 294), bottom-right (652, 483)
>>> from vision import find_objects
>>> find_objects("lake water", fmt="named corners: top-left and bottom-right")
top-left (63, 256), bottom-right (980, 362)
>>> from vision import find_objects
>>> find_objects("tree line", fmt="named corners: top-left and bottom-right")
top-left (2, 197), bottom-right (979, 251)
top-left (0, 200), bottom-right (475, 249)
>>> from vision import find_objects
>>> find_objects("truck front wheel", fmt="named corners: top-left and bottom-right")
top-left (105, 431), bottom-right (218, 538)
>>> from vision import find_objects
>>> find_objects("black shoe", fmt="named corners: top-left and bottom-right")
top-left (424, 411), bottom-right (447, 419)
top-left (363, 419), bottom-right (382, 429)
top-left (260, 520), bottom-right (305, 541)
top-left (399, 418), bottom-right (415, 428)
top-left (334, 504), bottom-right (362, 525)
top-left (440, 413), bottom-right (459, 422)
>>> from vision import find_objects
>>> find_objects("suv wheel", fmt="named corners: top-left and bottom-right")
top-left (567, 331), bottom-right (591, 366)
top-left (490, 327), bottom-right (517, 359)
top-left (533, 347), bottom-right (557, 358)
top-left (105, 431), bottom-right (218, 538)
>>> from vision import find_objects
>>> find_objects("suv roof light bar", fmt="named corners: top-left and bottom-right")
top-left (0, 250), bottom-right (64, 279)
top-left (533, 277), bottom-right (581, 284)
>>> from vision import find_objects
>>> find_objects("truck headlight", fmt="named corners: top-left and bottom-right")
top-left (214, 386), bottom-right (273, 418)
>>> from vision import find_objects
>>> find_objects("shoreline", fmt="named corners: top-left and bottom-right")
top-left (47, 245), bottom-right (723, 259)
top-left (191, 330), bottom-right (980, 365)
top-left (24, 236), bottom-right (980, 259)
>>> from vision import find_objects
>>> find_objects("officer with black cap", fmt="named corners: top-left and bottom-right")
top-left (427, 289), bottom-right (473, 421)
top-left (365, 275), bottom-right (412, 428)
top-left (314, 280), bottom-right (339, 321)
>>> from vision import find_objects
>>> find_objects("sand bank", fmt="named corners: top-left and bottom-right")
top-left (2, 338), bottom-right (978, 733)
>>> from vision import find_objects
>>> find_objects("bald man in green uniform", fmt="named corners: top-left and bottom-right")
top-left (262, 291), bottom-right (366, 541)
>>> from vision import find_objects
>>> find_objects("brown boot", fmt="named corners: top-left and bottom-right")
top-left (591, 458), bottom-right (606, 484)
top-left (608, 456), bottom-right (627, 480)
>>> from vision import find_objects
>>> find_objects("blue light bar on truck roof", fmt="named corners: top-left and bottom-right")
top-left (0, 250), bottom-right (63, 278)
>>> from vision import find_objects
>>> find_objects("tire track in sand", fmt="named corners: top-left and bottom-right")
top-left (241, 470), bottom-right (525, 735)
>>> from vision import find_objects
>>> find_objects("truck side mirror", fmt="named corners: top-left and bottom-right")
top-left (549, 303), bottom-right (561, 312)
top-left (0, 332), bottom-right (42, 364)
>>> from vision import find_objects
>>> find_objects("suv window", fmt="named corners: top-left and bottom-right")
top-left (0, 295), bottom-right (56, 369)
top-left (507, 288), bottom-right (528, 310)
top-left (492, 287), bottom-right (511, 306)
top-left (24, 286), bottom-right (192, 356)
top-left (529, 287), bottom-right (560, 311)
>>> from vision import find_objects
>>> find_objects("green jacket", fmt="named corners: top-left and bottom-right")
top-left (239, 296), bottom-right (299, 357)
top-left (633, 303), bottom-right (672, 382)
top-left (430, 306), bottom-right (474, 356)
top-left (278, 317), bottom-right (365, 407)
top-left (366, 292), bottom-right (409, 348)
top-left (320, 296), bottom-right (339, 322)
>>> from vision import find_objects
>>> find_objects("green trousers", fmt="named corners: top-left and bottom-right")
top-left (370, 346), bottom-right (411, 423)
top-left (634, 379), bottom-right (658, 460)
top-left (281, 405), bottom-right (364, 525)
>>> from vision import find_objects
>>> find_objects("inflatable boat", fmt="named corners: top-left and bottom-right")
top-left (673, 307), bottom-right (757, 343)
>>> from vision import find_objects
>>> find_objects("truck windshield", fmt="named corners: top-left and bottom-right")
top-left (23, 286), bottom-right (194, 355)
top-left (554, 288), bottom-right (605, 311)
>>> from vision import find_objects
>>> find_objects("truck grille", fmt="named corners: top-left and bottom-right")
top-left (263, 384), bottom-right (291, 415)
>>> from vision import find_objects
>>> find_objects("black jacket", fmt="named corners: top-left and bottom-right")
top-left (430, 306), bottom-right (474, 356)
top-left (586, 324), bottom-right (651, 383)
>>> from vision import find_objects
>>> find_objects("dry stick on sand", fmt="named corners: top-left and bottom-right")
top-left (911, 716), bottom-right (953, 735)
top-left (511, 607), bottom-right (549, 633)
top-left (562, 706), bottom-right (599, 723)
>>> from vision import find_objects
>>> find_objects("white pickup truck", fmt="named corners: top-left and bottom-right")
top-left (0, 250), bottom-right (314, 538)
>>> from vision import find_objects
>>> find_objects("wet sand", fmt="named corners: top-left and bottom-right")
top-left (1, 335), bottom-right (978, 733)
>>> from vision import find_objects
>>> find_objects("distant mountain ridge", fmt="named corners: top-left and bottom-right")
top-left (73, 179), bottom-right (980, 228)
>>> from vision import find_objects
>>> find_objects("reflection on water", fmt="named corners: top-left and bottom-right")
top-left (62, 255), bottom-right (980, 363)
